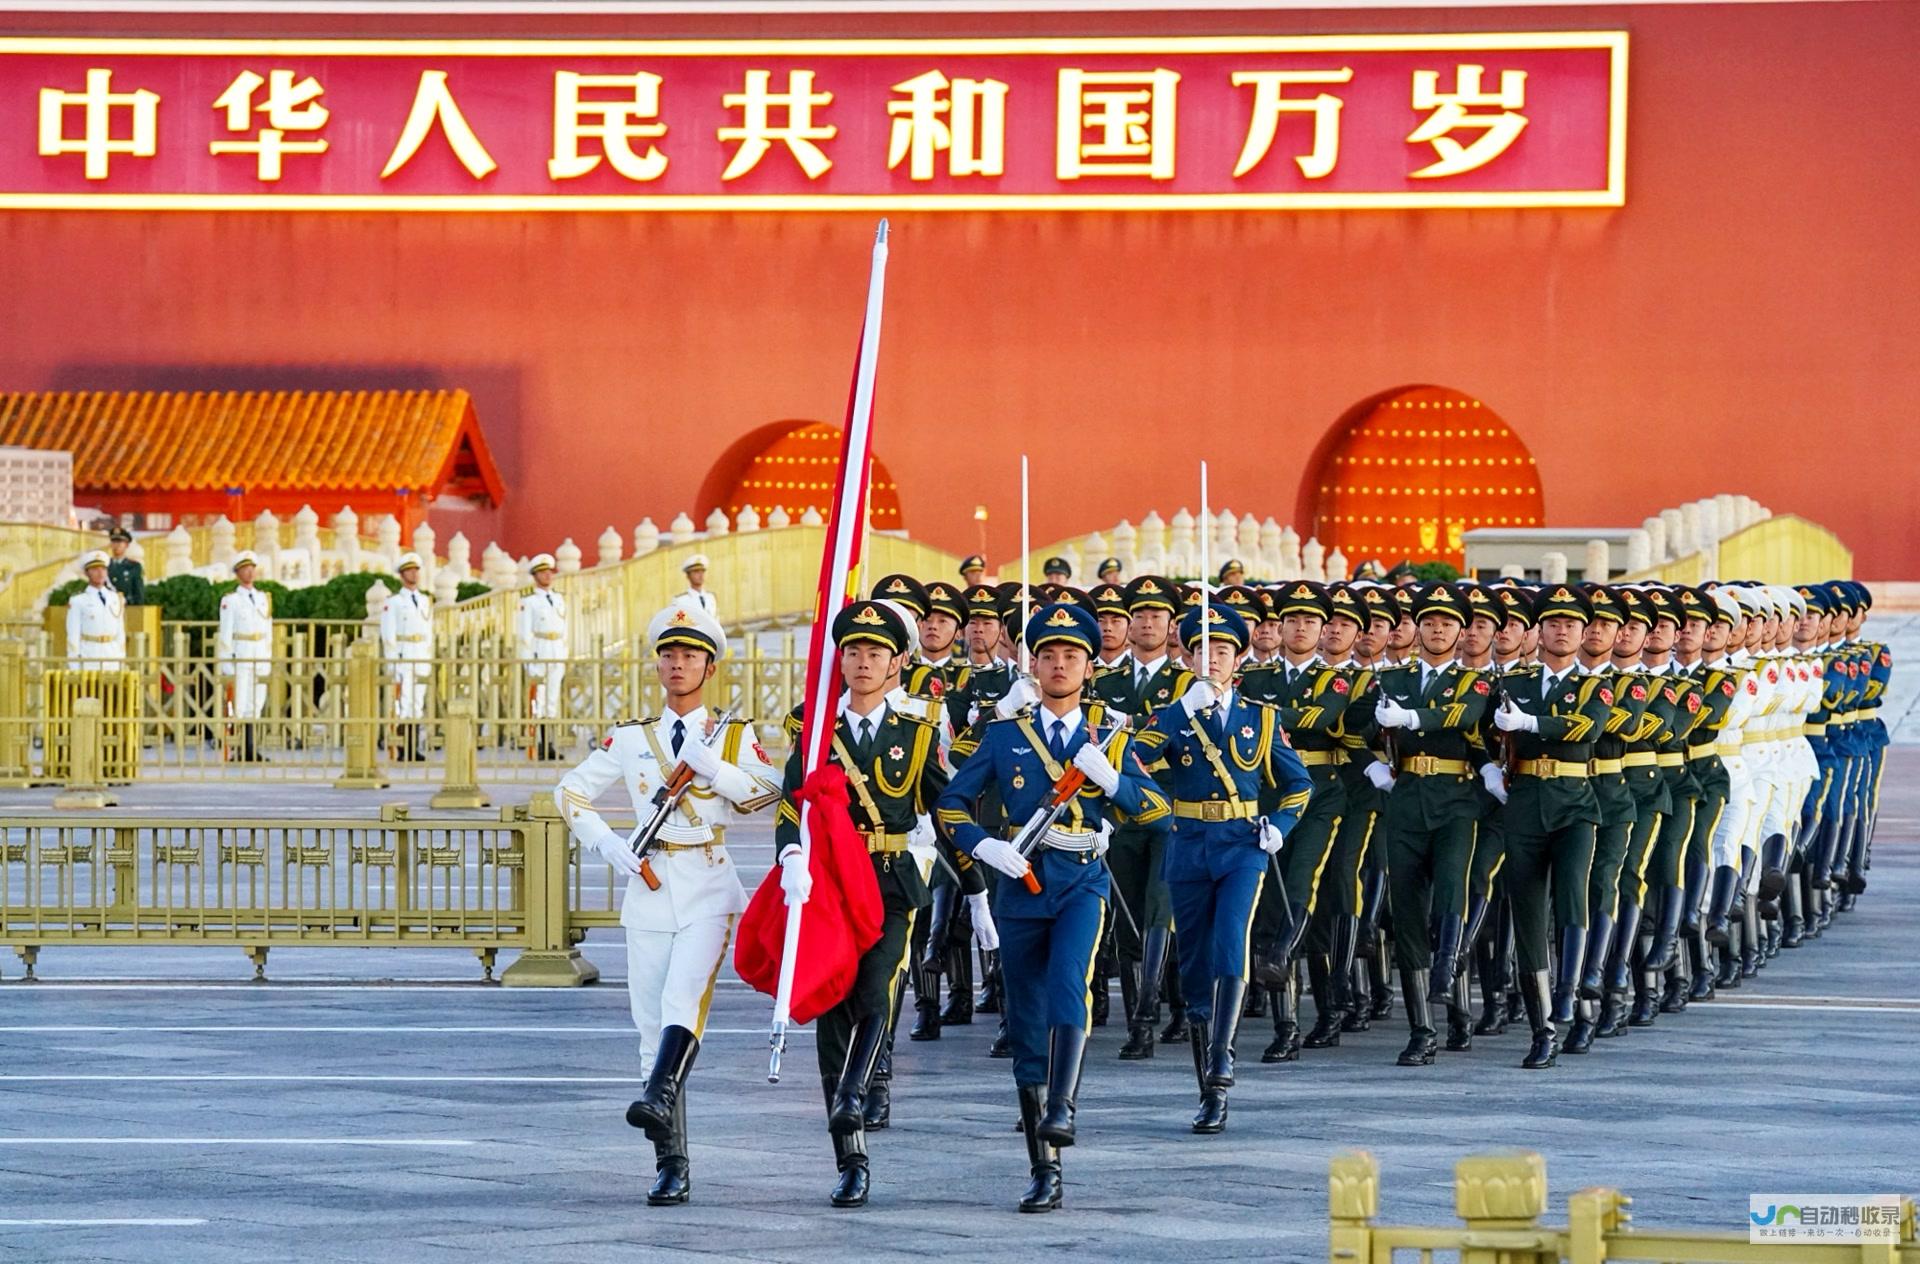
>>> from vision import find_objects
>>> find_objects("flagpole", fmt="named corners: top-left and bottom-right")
top-left (1199, 461), bottom-right (1211, 684)
top-left (1020, 453), bottom-right (1032, 674)
top-left (769, 219), bottom-right (890, 1083)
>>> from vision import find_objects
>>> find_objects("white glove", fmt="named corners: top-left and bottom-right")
top-left (1092, 820), bottom-right (1113, 860)
top-left (1494, 700), bottom-right (1539, 733)
top-left (1365, 762), bottom-right (1396, 792)
top-left (973, 836), bottom-right (1032, 881)
top-left (908, 815), bottom-right (936, 849)
top-left (1480, 762), bottom-right (1509, 805)
top-left (994, 677), bottom-right (1040, 719)
top-left (1374, 697), bottom-right (1416, 730)
top-left (778, 849), bottom-right (812, 907)
top-left (1071, 743), bottom-right (1121, 795)
top-left (680, 732), bottom-right (722, 779)
top-left (599, 832), bottom-right (643, 877)
top-left (1257, 820), bottom-right (1285, 855)
top-left (968, 892), bottom-right (1000, 951)
top-left (1180, 678), bottom-right (1220, 717)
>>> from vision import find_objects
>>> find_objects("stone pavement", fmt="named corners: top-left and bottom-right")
top-left (0, 756), bottom-right (1915, 1263)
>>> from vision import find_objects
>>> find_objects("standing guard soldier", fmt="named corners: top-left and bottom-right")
top-left (937, 604), bottom-right (1169, 1212)
top-left (217, 551), bottom-right (274, 762)
top-left (959, 554), bottom-right (988, 587)
top-left (106, 527), bottom-right (145, 606)
top-left (1486, 585), bottom-right (1616, 1069)
top-left (1102, 575), bottom-right (1195, 1058)
top-left (68, 551), bottom-right (127, 671)
top-left (379, 552), bottom-right (434, 762)
top-left (773, 599), bottom-right (947, 1208)
top-left (1369, 583), bottom-right (1491, 1067)
top-left (1135, 604), bottom-right (1310, 1134)
top-left (1244, 581), bottom-right (1350, 1062)
top-left (517, 554), bottom-right (568, 760)
top-left (557, 599), bottom-right (779, 1205)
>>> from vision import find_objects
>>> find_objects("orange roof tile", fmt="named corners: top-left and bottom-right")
top-left (0, 388), bottom-right (504, 504)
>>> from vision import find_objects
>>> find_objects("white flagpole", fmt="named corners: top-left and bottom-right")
top-left (1199, 461), bottom-right (1211, 684)
top-left (1020, 454), bottom-right (1032, 674)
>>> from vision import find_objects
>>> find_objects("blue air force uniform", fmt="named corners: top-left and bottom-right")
top-left (1133, 604), bottom-right (1310, 1137)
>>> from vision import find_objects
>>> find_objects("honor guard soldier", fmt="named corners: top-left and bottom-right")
top-left (960, 554), bottom-right (988, 587)
top-left (915, 581), bottom-right (971, 691)
top-left (217, 551), bottom-right (274, 762)
top-left (1099, 575), bottom-right (1195, 1057)
top-left (1369, 583), bottom-right (1492, 1067)
top-left (1243, 581), bottom-right (1351, 1063)
top-left (1135, 604), bottom-right (1311, 1134)
top-left (678, 555), bottom-right (717, 618)
top-left (1096, 557), bottom-right (1123, 584)
top-left (1310, 583), bottom-right (1384, 1041)
top-left (1090, 583), bottom-right (1132, 672)
top-left (516, 554), bottom-right (568, 760)
top-left (773, 600), bottom-right (947, 1208)
top-left (1447, 582), bottom-right (1508, 1050)
top-left (106, 527), bottom-right (145, 606)
top-left (1485, 584), bottom-right (1616, 1068)
top-left (937, 603), bottom-right (1169, 1212)
top-left (67, 551), bottom-right (127, 670)
top-left (1349, 583), bottom-right (1401, 1021)
top-left (379, 553), bottom-right (435, 762)
top-left (557, 599), bottom-right (780, 1206)
top-left (1043, 556), bottom-right (1072, 584)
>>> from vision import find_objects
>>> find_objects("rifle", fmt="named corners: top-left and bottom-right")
top-left (626, 708), bottom-right (738, 891)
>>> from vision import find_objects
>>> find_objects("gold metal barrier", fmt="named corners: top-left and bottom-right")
top-left (1330, 1151), bottom-right (1917, 1263)
top-left (0, 795), bottom-right (606, 986)
top-left (45, 668), bottom-right (141, 781)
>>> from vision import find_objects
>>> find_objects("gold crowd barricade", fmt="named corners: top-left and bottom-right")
top-left (45, 668), bottom-right (141, 782)
top-left (0, 796), bottom-right (602, 987)
top-left (1329, 1151), bottom-right (1918, 1264)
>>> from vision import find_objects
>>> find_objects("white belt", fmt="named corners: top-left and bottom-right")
top-left (1040, 826), bottom-right (1097, 853)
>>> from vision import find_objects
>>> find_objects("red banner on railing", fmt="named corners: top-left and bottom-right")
top-left (2, 34), bottom-right (1625, 211)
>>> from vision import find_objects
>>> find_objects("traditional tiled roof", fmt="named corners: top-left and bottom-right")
top-left (0, 388), bottom-right (503, 503)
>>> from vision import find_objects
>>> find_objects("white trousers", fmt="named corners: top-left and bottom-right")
top-left (626, 913), bottom-right (736, 1075)
top-left (1711, 755), bottom-right (1753, 869)
top-left (391, 660), bottom-right (431, 720)
top-left (223, 661), bottom-right (268, 719)
top-left (526, 659), bottom-right (565, 720)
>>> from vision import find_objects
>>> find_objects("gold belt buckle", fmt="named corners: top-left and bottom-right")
top-left (1200, 801), bottom-right (1227, 822)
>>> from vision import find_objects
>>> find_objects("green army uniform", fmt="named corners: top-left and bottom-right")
top-left (772, 599), bottom-right (946, 1208)
top-left (1371, 582), bottom-right (1491, 1067)
top-left (106, 530), bottom-right (145, 606)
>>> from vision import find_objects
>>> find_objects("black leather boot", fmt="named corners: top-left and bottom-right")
top-left (1395, 969), bottom-right (1436, 1066)
top-left (1368, 934), bottom-right (1395, 1020)
top-left (647, 1092), bottom-right (691, 1206)
top-left (1659, 960), bottom-right (1690, 1014)
top-left (1758, 832), bottom-right (1789, 900)
top-left (1428, 913), bottom-right (1465, 998)
top-left (627, 1025), bottom-right (699, 1141)
top-left (1714, 918), bottom-right (1743, 989)
top-left (1243, 985), bottom-right (1268, 1019)
top-left (1342, 955), bottom-right (1373, 1032)
top-left (828, 1014), bottom-right (887, 1136)
top-left (864, 1036), bottom-right (893, 1130)
top-left (1519, 969), bottom-right (1558, 1069)
top-left (988, 1019), bottom-right (1011, 1058)
top-left (1686, 930), bottom-right (1715, 1002)
top-left (1090, 941), bottom-right (1112, 1028)
top-left (947, 945), bottom-right (978, 1023)
top-left (1782, 874), bottom-right (1807, 947)
top-left (1642, 882), bottom-right (1686, 971)
top-left (1303, 953), bottom-right (1343, 1048)
top-left (1474, 940), bottom-right (1508, 1036)
top-left (1740, 898), bottom-right (1760, 977)
top-left (1604, 896), bottom-right (1643, 999)
top-left (1121, 929), bottom-right (1168, 1059)
top-left (909, 992), bottom-right (941, 1042)
top-left (1595, 987), bottom-right (1629, 1038)
top-left (1579, 908), bottom-right (1615, 1001)
top-left (1262, 969), bottom-right (1300, 1063)
top-left (1628, 968), bottom-right (1659, 1027)
top-left (1564, 998), bottom-right (1597, 1055)
top-left (1189, 1023), bottom-right (1228, 1134)
top-left (1703, 865), bottom-right (1741, 946)
top-left (1017, 1084), bottom-right (1061, 1213)
top-left (1207, 977), bottom-right (1248, 1088)
top-left (1159, 942), bottom-right (1190, 1044)
top-left (1037, 1025), bottom-right (1088, 1146)
top-left (1444, 972), bottom-right (1473, 1052)
top-left (1550, 924), bottom-right (1587, 1025)
top-left (823, 1077), bottom-right (870, 1207)
top-left (1326, 913), bottom-right (1363, 1032)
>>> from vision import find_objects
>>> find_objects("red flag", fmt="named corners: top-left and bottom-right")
top-left (733, 766), bottom-right (884, 1024)
top-left (738, 223), bottom-right (891, 1044)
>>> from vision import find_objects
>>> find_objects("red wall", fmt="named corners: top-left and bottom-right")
top-left (1, 3), bottom-right (1914, 577)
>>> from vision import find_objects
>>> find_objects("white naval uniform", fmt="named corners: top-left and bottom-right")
top-left (66, 584), bottom-right (127, 670)
top-left (379, 586), bottom-right (435, 720)
top-left (516, 588), bottom-right (568, 721)
top-left (1706, 655), bottom-right (1759, 870)
top-left (678, 588), bottom-right (718, 620)
top-left (217, 584), bottom-right (274, 719)
top-left (556, 707), bottom-right (780, 1072)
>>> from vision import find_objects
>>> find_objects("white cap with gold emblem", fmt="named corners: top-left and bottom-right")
top-left (232, 550), bottom-right (259, 572)
top-left (682, 553), bottom-right (710, 573)
top-left (529, 553), bottom-right (556, 575)
top-left (80, 549), bottom-right (109, 572)
top-left (647, 597), bottom-right (729, 660)
top-left (397, 552), bottom-right (423, 573)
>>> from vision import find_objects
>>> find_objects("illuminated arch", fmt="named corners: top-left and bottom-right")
top-left (1297, 385), bottom-right (1543, 570)
top-left (695, 419), bottom-right (903, 531)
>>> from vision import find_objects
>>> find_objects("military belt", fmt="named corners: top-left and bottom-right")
top-left (1803, 723), bottom-right (1827, 737)
top-left (81, 634), bottom-right (118, 643)
top-left (1687, 747), bottom-right (1720, 762)
top-left (1622, 752), bottom-right (1660, 768)
top-left (1589, 758), bottom-right (1626, 775)
top-left (233, 632), bottom-right (267, 640)
top-left (534, 630), bottom-right (564, 640)
top-left (397, 634), bottom-right (428, 642)
top-left (1297, 749), bottom-right (1343, 767)
top-left (1173, 798), bottom-right (1260, 822)
top-left (1396, 755), bottom-right (1470, 777)
top-left (1515, 758), bottom-right (1588, 779)
top-left (1656, 753), bottom-right (1686, 767)
top-left (860, 830), bottom-right (912, 854)
top-left (1715, 742), bottom-right (1741, 757)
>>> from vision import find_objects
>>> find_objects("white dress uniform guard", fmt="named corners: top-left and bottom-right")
top-left (379, 553), bottom-right (434, 760)
top-left (555, 597), bottom-right (778, 1207)
top-left (66, 552), bottom-right (127, 670)
top-left (516, 553), bottom-right (568, 759)
top-left (217, 550), bottom-right (274, 761)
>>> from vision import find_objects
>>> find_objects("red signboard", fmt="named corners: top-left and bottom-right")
top-left (1, 34), bottom-right (1626, 210)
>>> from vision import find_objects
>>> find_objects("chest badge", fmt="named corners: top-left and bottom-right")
top-left (1012, 771), bottom-right (1026, 791)
top-left (1181, 753), bottom-right (1194, 766)
top-left (888, 745), bottom-right (904, 761)
top-left (1240, 725), bottom-right (1255, 739)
